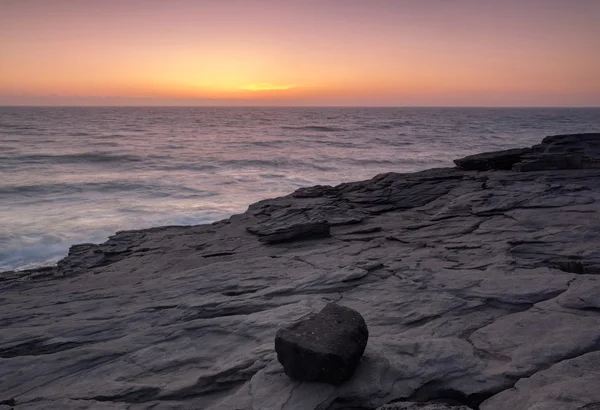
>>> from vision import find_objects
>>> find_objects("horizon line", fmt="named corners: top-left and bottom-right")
top-left (1, 105), bottom-right (599, 109)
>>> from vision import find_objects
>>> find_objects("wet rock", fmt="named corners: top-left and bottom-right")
top-left (275, 303), bottom-right (368, 384)
top-left (454, 148), bottom-right (532, 171)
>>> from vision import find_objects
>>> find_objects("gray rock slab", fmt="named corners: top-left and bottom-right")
top-left (481, 351), bottom-right (600, 410)
top-left (3, 133), bottom-right (600, 409)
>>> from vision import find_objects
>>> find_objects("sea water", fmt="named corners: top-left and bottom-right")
top-left (1, 106), bottom-right (599, 271)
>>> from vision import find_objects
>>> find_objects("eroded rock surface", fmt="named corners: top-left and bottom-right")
top-left (2, 134), bottom-right (600, 409)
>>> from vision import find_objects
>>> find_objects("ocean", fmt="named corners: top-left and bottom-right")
top-left (1, 106), bottom-right (599, 271)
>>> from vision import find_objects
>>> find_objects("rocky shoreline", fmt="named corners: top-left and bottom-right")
top-left (2, 133), bottom-right (600, 410)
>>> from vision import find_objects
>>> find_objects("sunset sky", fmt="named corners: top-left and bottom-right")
top-left (1, 0), bottom-right (599, 106)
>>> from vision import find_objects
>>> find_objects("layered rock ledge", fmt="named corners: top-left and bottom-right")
top-left (2, 133), bottom-right (600, 410)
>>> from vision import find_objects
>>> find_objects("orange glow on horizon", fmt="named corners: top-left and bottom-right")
top-left (239, 83), bottom-right (296, 92)
top-left (1, 0), bottom-right (599, 106)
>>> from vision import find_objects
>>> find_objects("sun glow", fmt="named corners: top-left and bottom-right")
top-left (239, 83), bottom-right (296, 91)
top-left (0, 1), bottom-right (598, 106)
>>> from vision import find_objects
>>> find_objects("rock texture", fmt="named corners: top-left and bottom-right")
top-left (2, 133), bottom-right (600, 409)
top-left (275, 303), bottom-right (368, 384)
top-left (454, 132), bottom-right (600, 172)
top-left (453, 148), bottom-right (531, 171)
top-left (247, 218), bottom-right (332, 243)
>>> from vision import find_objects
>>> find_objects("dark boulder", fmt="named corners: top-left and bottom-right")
top-left (275, 303), bottom-right (368, 384)
top-left (454, 148), bottom-right (532, 171)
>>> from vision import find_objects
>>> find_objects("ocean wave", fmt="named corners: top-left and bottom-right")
top-left (118, 128), bottom-right (148, 133)
top-left (0, 125), bottom-right (37, 130)
top-left (0, 181), bottom-right (145, 196)
top-left (98, 134), bottom-right (128, 139)
top-left (259, 173), bottom-right (286, 179)
top-left (369, 137), bottom-right (414, 147)
top-left (0, 146), bottom-right (18, 152)
top-left (345, 158), bottom-right (402, 166)
top-left (281, 125), bottom-right (347, 132)
top-left (3, 152), bottom-right (143, 165)
top-left (1, 181), bottom-right (218, 199)
top-left (312, 140), bottom-right (357, 148)
top-left (89, 141), bottom-right (120, 147)
top-left (247, 140), bottom-right (289, 147)
top-left (0, 242), bottom-right (68, 272)
top-left (155, 163), bottom-right (219, 172)
top-left (361, 120), bottom-right (416, 130)
top-left (0, 211), bottom-right (228, 272)
top-left (220, 158), bottom-right (338, 171)
top-left (0, 230), bottom-right (113, 273)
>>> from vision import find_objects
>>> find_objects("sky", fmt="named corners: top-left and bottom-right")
top-left (1, 0), bottom-right (599, 106)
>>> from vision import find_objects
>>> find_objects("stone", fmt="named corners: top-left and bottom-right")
top-left (274, 303), bottom-right (368, 384)
top-left (453, 148), bottom-right (531, 170)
